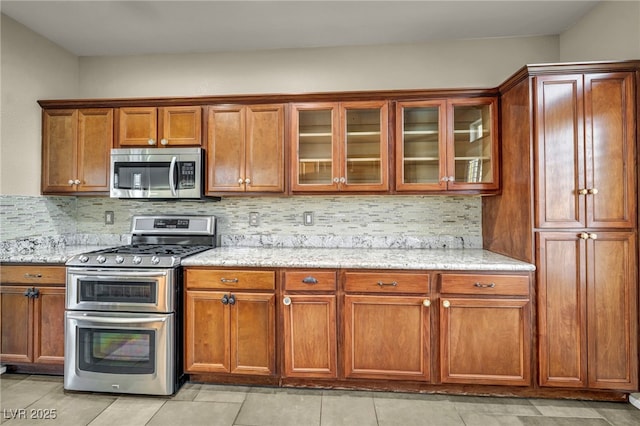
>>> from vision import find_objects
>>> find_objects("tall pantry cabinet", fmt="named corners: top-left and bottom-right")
top-left (483, 61), bottom-right (639, 392)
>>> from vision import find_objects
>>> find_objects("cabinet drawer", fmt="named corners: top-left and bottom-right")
top-left (0, 265), bottom-right (65, 285)
top-left (186, 269), bottom-right (275, 290)
top-left (284, 271), bottom-right (336, 291)
top-left (344, 272), bottom-right (429, 294)
top-left (440, 274), bottom-right (529, 296)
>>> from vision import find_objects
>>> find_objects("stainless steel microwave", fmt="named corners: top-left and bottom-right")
top-left (110, 148), bottom-right (203, 199)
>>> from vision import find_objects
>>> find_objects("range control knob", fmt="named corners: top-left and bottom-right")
top-left (115, 255), bottom-right (125, 264)
top-left (96, 255), bottom-right (107, 264)
top-left (151, 256), bottom-right (160, 265)
top-left (132, 256), bottom-right (142, 265)
top-left (79, 255), bottom-right (89, 263)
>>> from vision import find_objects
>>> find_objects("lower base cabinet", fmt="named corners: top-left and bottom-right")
top-left (184, 269), bottom-right (276, 376)
top-left (439, 273), bottom-right (531, 386)
top-left (0, 266), bottom-right (66, 370)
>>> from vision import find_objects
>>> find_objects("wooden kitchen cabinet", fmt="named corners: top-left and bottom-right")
top-left (0, 265), bottom-right (66, 371)
top-left (439, 273), bottom-right (531, 386)
top-left (42, 108), bottom-right (113, 194)
top-left (118, 106), bottom-right (202, 147)
top-left (206, 104), bottom-right (285, 194)
top-left (281, 270), bottom-right (337, 378)
top-left (535, 72), bottom-right (636, 229)
top-left (537, 232), bottom-right (637, 390)
top-left (290, 101), bottom-right (389, 192)
top-left (396, 97), bottom-right (498, 192)
top-left (343, 271), bottom-right (430, 381)
top-left (184, 268), bottom-right (276, 376)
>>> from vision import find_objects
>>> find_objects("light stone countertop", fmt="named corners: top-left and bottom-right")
top-left (182, 247), bottom-right (535, 271)
top-left (0, 245), bottom-right (113, 264)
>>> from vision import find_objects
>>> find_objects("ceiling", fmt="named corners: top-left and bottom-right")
top-left (1, 1), bottom-right (600, 57)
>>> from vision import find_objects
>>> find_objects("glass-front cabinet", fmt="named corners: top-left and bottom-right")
top-left (291, 101), bottom-right (389, 192)
top-left (396, 97), bottom-right (498, 191)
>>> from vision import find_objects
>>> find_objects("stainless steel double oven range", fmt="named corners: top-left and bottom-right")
top-left (65, 215), bottom-right (216, 396)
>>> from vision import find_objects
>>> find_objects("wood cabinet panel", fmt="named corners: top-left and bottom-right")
top-left (118, 107), bottom-right (157, 146)
top-left (283, 271), bottom-right (336, 291)
top-left (282, 295), bottom-right (337, 378)
top-left (439, 297), bottom-right (530, 386)
top-left (42, 109), bottom-right (77, 193)
top-left (160, 106), bottom-right (202, 146)
top-left (33, 287), bottom-right (65, 363)
top-left (344, 271), bottom-right (429, 294)
top-left (1, 266), bottom-right (66, 284)
top-left (245, 104), bottom-right (285, 192)
top-left (440, 274), bottom-right (529, 296)
top-left (344, 295), bottom-right (430, 380)
top-left (207, 106), bottom-right (245, 191)
top-left (230, 292), bottom-right (275, 375)
top-left (186, 269), bottom-right (275, 290)
top-left (77, 109), bottom-right (113, 192)
top-left (0, 286), bottom-right (33, 364)
top-left (584, 72), bottom-right (636, 228)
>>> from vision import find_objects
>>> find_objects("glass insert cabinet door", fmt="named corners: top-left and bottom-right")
top-left (291, 101), bottom-right (389, 192)
top-left (396, 97), bottom-right (498, 191)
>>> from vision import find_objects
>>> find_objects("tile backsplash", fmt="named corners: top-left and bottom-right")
top-left (1, 195), bottom-right (482, 248)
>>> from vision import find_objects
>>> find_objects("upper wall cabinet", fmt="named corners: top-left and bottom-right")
top-left (206, 104), bottom-right (285, 194)
top-left (395, 97), bottom-right (499, 192)
top-left (42, 108), bottom-right (113, 194)
top-left (117, 106), bottom-right (202, 147)
top-left (534, 72), bottom-right (636, 229)
top-left (290, 101), bottom-right (389, 192)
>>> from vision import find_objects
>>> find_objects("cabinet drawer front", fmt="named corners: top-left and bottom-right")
top-left (0, 266), bottom-right (65, 285)
top-left (344, 272), bottom-right (429, 293)
top-left (440, 274), bottom-right (529, 296)
top-left (186, 269), bottom-right (275, 290)
top-left (284, 271), bottom-right (336, 291)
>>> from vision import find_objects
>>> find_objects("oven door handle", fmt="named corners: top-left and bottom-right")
top-left (70, 270), bottom-right (168, 280)
top-left (169, 156), bottom-right (178, 197)
top-left (66, 312), bottom-right (168, 324)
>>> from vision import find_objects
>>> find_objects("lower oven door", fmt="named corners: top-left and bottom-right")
top-left (64, 311), bottom-right (175, 395)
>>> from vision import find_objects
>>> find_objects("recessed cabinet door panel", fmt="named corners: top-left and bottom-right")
top-left (184, 291), bottom-right (230, 373)
top-left (587, 232), bottom-right (637, 390)
top-left (282, 295), bottom-right (337, 378)
top-left (440, 298), bottom-right (530, 386)
top-left (42, 109), bottom-right (78, 193)
top-left (535, 75), bottom-right (585, 228)
top-left (207, 106), bottom-right (245, 191)
top-left (118, 107), bottom-right (157, 146)
top-left (0, 286), bottom-right (34, 364)
top-left (344, 295), bottom-right (429, 381)
top-left (584, 72), bottom-right (636, 229)
top-left (77, 109), bottom-right (113, 192)
top-left (160, 106), bottom-right (202, 146)
top-left (33, 286), bottom-right (65, 364)
top-left (230, 293), bottom-right (275, 375)
top-left (245, 104), bottom-right (285, 192)
top-left (537, 233), bottom-right (587, 387)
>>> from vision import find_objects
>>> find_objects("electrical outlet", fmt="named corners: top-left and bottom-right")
top-left (303, 211), bottom-right (314, 226)
top-left (249, 212), bottom-right (259, 227)
top-left (104, 211), bottom-right (115, 225)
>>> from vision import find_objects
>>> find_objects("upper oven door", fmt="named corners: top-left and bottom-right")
top-left (66, 267), bottom-right (176, 313)
top-left (110, 148), bottom-right (202, 199)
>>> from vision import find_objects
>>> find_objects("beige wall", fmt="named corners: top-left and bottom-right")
top-left (78, 36), bottom-right (558, 98)
top-left (560, 0), bottom-right (640, 61)
top-left (0, 15), bottom-right (79, 195)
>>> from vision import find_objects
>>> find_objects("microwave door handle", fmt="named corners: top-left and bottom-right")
top-left (169, 156), bottom-right (178, 196)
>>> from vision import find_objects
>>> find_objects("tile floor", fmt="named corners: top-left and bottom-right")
top-left (1, 374), bottom-right (640, 426)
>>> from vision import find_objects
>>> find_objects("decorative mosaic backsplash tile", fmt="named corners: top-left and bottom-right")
top-left (1, 195), bottom-right (483, 249)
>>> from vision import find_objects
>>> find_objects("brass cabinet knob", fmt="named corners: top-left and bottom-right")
top-left (578, 188), bottom-right (589, 195)
top-left (238, 178), bottom-right (244, 185)
top-left (245, 178), bottom-right (251, 185)
top-left (68, 180), bottom-right (75, 185)
top-left (588, 188), bottom-right (598, 195)
top-left (589, 233), bottom-right (598, 240)
top-left (579, 232), bottom-right (589, 240)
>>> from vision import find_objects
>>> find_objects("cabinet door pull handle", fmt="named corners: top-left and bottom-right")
top-left (221, 294), bottom-right (229, 305)
top-left (578, 188), bottom-right (588, 195)
top-left (377, 281), bottom-right (398, 287)
top-left (283, 296), bottom-right (292, 306)
top-left (228, 294), bottom-right (236, 305)
top-left (220, 278), bottom-right (239, 284)
top-left (473, 282), bottom-right (496, 288)
top-left (24, 273), bottom-right (43, 279)
top-left (302, 276), bottom-right (318, 284)
top-left (588, 188), bottom-right (598, 195)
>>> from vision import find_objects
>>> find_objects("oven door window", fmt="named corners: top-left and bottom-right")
top-left (79, 280), bottom-right (157, 304)
top-left (78, 328), bottom-right (155, 374)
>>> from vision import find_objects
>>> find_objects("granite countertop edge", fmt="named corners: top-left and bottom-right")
top-left (0, 245), bottom-right (535, 272)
